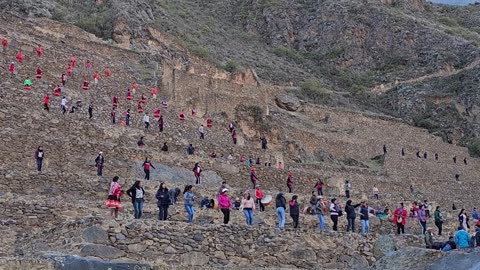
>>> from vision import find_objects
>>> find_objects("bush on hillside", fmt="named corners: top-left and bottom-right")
top-left (223, 59), bottom-right (241, 73)
top-left (297, 79), bottom-right (330, 104)
top-left (467, 138), bottom-right (480, 157)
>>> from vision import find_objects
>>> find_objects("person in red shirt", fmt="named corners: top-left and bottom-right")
top-left (9, 62), bottom-right (15, 76)
top-left (66, 66), bottom-right (72, 77)
top-left (151, 88), bottom-right (158, 99)
top-left (137, 101), bottom-right (143, 113)
top-left (53, 85), bottom-right (61, 96)
top-left (1, 37), bottom-right (8, 50)
top-left (141, 94), bottom-right (147, 104)
top-left (393, 202), bottom-right (408, 234)
top-left (93, 71), bottom-right (100, 86)
top-left (82, 78), bottom-right (89, 90)
top-left (36, 46), bottom-right (43, 58)
top-left (255, 185), bottom-right (264, 212)
top-left (70, 55), bottom-right (76, 68)
top-left (126, 89), bottom-right (132, 100)
top-left (36, 67), bottom-right (42, 79)
top-left (104, 67), bottom-right (111, 77)
top-left (16, 52), bottom-right (24, 63)
top-left (112, 96), bottom-right (118, 107)
top-left (43, 94), bottom-right (50, 112)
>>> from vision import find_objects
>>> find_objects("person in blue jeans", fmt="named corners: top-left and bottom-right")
top-left (275, 192), bottom-right (286, 229)
top-left (126, 180), bottom-right (145, 219)
top-left (241, 192), bottom-right (255, 225)
top-left (315, 196), bottom-right (326, 231)
top-left (183, 185), bottom-right (195, 223)
top-left (360, 201), bottom-right (370, 234)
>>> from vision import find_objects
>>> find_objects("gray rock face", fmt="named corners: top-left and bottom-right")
top-left (275, 95), bottom-right (301, 112)
top-left (426, 249), bottom-right (480, 270)
top-left (136, 163), bottom-right (224, 186)
top-left (373, 235), bottom-right (396, 259)
top-left (180, 251), bottom-right (209, 266)
top-left (371, 247), bottom-right (444, 270)
top-left (82, 226), bottom-right (108, 244)
top-left (48, 255), bottom-right (151, 270)
top-left (79, 244), bottom-right (126, 259)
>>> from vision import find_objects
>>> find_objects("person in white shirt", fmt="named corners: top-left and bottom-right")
top-left (61, 97), bottom-right (68, 114)
top-left (143, 113), bottom-right (150, 129)
top-left (199, 125), bottom-right (205, 139)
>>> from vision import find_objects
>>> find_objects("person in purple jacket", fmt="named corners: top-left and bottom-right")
top-left (418, 204), bottom-right (427, 235)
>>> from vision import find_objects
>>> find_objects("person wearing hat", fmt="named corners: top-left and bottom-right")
top-left (95, 152), bottom-right (105, 176)
top-left (218, 188), bottom-right (232, 224)
top-left (425, 227), bottom-right (434, 249)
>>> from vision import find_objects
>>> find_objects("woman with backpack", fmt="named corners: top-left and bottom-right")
top-left (126, 180), bottom-right (145, 219)
top-left (155, 183), bottom-right (170, 220)
top-left (183, 185), bottom-right (195, 223)
top-left (218, 189), bottom-right (232, 224)
top-left (329, 198), bottom-right (342, 231)
top-left (289, 195), bottom-right (300, 228)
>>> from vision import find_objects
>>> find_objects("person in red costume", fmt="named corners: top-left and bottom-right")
top-left (126, 89), bottom-right (132, 100)
top-left (36, 45), bottom-right (43, 58)
top-left (151, 88), bottom-right (158, 99)
top-left (9, 62), bottom-right (15, 76)
top-left (104, 67), bottom-right (111, 77)
top-left (16, 52), bottom-right (24, 63)
top-left (93, 71), bottom-right (100, 87)
top-left (43, 94), bottom-right (50, 112)
top-left (66, 66), bottom-right (72, 77)
top-left (82, 78), bottom-right (89, 90)
top-left (70, 55), bottom-right (76, 68)
top-left (36, 67), bottom-right (42, 79)
top-left (53, 85), bottom-right (61, 96)
top-left (1, 37), bottom-right (8, 50)
top-left (131, 82), bottom-right (137, 94)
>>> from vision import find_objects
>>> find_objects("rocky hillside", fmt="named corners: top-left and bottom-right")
top-left (1, 1), bottom-right (480, 270)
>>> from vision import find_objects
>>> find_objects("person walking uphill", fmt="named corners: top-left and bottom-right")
top-left (330, 198), bottom-right (342, 231)
top-left (142, 158), bottom-right (156, 180)
top-left (105, 176), bottom-right (123, 219)
top-left (126, 180), bottom-right (145, 219)
top-left (34, 146), bottom-right (45, 172)
top-left (345, 200), bottom-right (361, 232)
top-left (276, 192), bottom-right (287, 229)
top-left (193, 163), bottom-right (202, 184)
top-left (393, 203), bottom-right (408, 234)
top-left (241, 192), bottom-right (255, 225)
top-left (155, 183), bottom-right (170, 221)
top-left (218, 189), bottom-right (232, 224)
top-left (250, 168), bottom-right (258, 189)
top-left (95, 152), bottom-right (105, 176)
top-left (183, 185), bottom-right (195, 223)
top-left (287, 173), bottom-right (294, 193)
top-left (289, 195), bottom-right (300, 228)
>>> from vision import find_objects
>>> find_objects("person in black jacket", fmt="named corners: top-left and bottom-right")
top-left (275, 192), bottom-right (287, 229)
top-left (126, 180), bottom-right (145, 219)
top-left (360, 201), bottom-right (370, 234)
top-left (161, 142), bottom-right (168, 152)
top-left (155, 183), bottom-right (170, 220)
top-left (289, 195), bottom-right (300, 228)
top-left (345, 199), bottom-right (361, 232)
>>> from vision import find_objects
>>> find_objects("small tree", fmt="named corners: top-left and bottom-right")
top-left (224, 59), bottom-right (240, 73)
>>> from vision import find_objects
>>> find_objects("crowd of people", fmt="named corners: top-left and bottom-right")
top-left (8, 37), bottom-right (479, 253)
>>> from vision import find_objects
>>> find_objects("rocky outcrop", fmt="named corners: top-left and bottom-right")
top-left (275, 95), bottom-right (301, 112)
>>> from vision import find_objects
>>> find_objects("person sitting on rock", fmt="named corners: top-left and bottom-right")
top-left (441, 236), bottom-right (457, 251)
top-left (137, 136), bottom-right (145, 147)
top-left (425, 227), bottom-right (434, 249)
top-left (233, 197), bottom-right (241, 210)
top-left (455, 226), bottom-right (471, 249)
top-left (161, 142), bottom-right (168, 152)
top-left (187, 144), bottom-right (195, 155)
top-left (209, 152), bottom-right (217, 158)
top-left (201, 196), bottom-right (211, 209)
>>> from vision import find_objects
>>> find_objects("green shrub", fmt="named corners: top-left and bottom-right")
top-left (297, 79), bottom-right (330, 103)
top-left (438, 17), bottom-right (459, 28)
top-left (223, 59), bottom-right (241, 73)
top-left (189, 45), bottom-right (209, 58)
top-left (273, 46), bottom-right (305, 63)
top-left (467, 138), bottom-right (480, 157)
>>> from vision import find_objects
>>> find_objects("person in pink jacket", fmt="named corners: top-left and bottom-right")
top-left (218, 189), bottom-right (232, 224)
top-left (241, 192), bottom-right (256, 225)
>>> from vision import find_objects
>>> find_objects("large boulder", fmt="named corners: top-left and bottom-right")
top-left (275, 95), bottom-right (300, 111)
top-left (373, 235), bottom-right (396, 259)
top-left (180, 251), bottom-right (209, 266)
top-left (82, 226), bottom-right (108, 244)
top-left (79, 244), bottom-right (126, 259)
top-left (426, 249), bottom-right (480, 270)
top-left (371, 247), bottom-right (443, 270)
